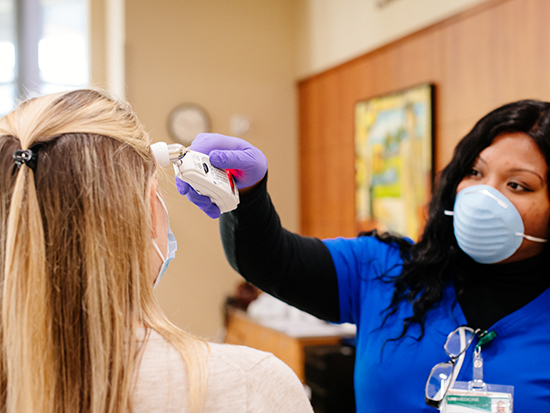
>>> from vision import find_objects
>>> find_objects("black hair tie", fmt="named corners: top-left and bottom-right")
top-left (13, 149), bottom-right (38, 172)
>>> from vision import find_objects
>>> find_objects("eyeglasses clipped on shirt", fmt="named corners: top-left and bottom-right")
top-left (425, 326), bottom-right (481, 408)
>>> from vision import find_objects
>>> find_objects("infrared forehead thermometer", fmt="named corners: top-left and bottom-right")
top-left (150, 142), bottom-right (239, 214)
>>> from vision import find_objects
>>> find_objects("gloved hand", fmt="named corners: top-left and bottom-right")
top-left (176, 133), bottom-right (268, 218)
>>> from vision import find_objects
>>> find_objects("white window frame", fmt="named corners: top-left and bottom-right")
top-left (16, 0), bottom-right (42, 98)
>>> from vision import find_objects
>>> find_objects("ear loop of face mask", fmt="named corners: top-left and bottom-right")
top-left (152, 192), bottom-right (177, 289)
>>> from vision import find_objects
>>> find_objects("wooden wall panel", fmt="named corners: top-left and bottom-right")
top-left (438, 1), bottom-right (508, 159)
top-left (500, 0), bottom-right (550, 100)
top-left (298, 79), bottom-right (323, 234)
top-left (298, 0), bottom-right (550, 238)
top-left (335, 66), bottom-right (362, 237)
top-left (318, 72), bottom-right (343, 236)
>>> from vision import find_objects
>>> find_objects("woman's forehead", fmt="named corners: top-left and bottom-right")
top-left (477, 132), bottom-right (547, 171)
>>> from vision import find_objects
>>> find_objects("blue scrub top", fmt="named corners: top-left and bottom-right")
top-left (324, 236), bottom-right (550, 412)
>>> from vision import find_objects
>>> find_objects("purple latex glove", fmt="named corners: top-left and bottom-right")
top-left (176, 133), bottom-right (268, 219)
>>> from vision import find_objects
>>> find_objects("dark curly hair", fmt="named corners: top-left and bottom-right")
top-left (369, 99), bottom-right (550, 341)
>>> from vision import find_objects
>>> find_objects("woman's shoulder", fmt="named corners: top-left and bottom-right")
top-left (207, 342), bottom-right (313, 412)
top-left (208, 343), bottom-right (300, 376)
top-left (208, 342), bottom-right (273, 369)
top-left (133, 331), bottom-right (312, 412)
top-left (212, 340), bottom-right (288, 361)
top-left (136, 329), bottom-right (282, 373)
top-left (207, 342), bottom-right (300, 387)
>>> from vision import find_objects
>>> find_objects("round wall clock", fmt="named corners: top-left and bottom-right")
top-left (167, 103), bottom-right (211, 145)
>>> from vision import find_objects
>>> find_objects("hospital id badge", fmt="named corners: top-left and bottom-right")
top-left (441, 345), bottom-right (513, 412)
top-left (441, 382), bottom-right (514, 413)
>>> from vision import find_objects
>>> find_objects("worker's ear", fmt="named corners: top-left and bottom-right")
top-left (150, 178), bottom-right (159, 238)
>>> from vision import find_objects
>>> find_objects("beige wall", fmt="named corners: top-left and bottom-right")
top-left (89, 0), bottom-right (107, 87)
top-left (295, 0), bottom-right (487, 78)
top-left (124, 0), bottom-right (298, 339)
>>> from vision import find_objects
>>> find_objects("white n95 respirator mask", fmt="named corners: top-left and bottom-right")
top-left (444, 184), bottom-right (547, 264)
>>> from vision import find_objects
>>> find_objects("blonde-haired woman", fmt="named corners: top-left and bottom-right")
top-left (0, 89), bottom-right (312, 413)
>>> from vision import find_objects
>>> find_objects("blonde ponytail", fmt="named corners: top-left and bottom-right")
top-left (3, 162), bottom-right (55, 413)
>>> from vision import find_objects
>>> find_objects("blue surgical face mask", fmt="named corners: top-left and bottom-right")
top-left (152, 193), bottom-right (177, 288)
top-left (445, 184), bottom-right (547, 264)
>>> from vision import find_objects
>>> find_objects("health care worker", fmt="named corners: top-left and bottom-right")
top-left (177, 99), bottom-right (550, 412)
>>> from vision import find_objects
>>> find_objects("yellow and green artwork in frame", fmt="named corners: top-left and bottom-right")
top-left (355, 83), bottom-right (433, 241)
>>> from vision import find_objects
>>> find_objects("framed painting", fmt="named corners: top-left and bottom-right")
top-left (355, 83), bottom-right (434, 240)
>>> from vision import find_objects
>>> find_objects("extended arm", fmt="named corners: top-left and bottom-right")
top-left (220, 175), bottom-right (340, 322)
